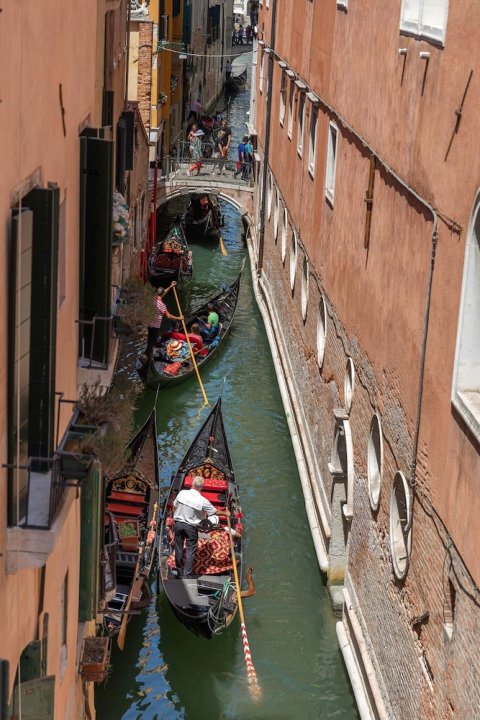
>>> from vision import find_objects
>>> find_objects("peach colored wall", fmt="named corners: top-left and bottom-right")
top-left (256, 0), bottom-right (480, 582)
top-left (0, 1), bottom-right (105, 716)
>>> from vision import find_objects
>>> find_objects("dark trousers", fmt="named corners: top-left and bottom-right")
top-left (174, 521), bottom-right (198, 576)
top-left (146, 326), bottom-right (161, 358)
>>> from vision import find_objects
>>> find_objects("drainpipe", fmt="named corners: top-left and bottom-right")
top-left (257, 0), bottom-right (278, 273)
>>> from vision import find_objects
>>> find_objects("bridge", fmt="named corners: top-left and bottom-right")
top-left (154, 154), bottom-right (255, 217)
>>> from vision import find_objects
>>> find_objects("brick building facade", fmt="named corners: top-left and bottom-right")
top-left (250, 1), bottom-right (480, 717)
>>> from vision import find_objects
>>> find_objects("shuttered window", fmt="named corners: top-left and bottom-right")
top-left (79, 132), bottom-right (113, 365)
top-left (400, 0), bottom-right (449, 42)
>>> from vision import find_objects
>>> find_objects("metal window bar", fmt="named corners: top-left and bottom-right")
top-left (76, 315), bottom-right (113, 369)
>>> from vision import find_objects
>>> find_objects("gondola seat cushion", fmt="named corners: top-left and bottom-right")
top-left (167, 531), bottom-right (233, 575)
top-left (107, 491), bottom-right (145, 505)
top-left (106, 502), bottom-right (145, 517)
top-left (183, 475), bottom-right (228, 492)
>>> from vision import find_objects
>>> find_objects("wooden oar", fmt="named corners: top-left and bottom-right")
top-left (226, 515), bottom-right (261, 699)
top-left (117, 545), bottom-right (144, 650)
top-left (171, 284), bottom-right (209, 407)
top-left (219, 234), bottom-right (227, 256)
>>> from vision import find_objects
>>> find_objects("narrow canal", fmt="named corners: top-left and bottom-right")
top-left (96, 62), bottom-right (359, 720)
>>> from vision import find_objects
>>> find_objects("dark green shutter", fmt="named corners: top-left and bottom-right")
top-left (23, 186), bottom-right (59, 464)
top-left (124, 111), bottom-right (135, 171)
top-left (9, 677), bottom-right (55, 720)
top-left (78, 463), bottom-right (103, 621)
top-left (1, 660), bottom-right (9, 720)
top-left (79, 134), bottom-right (113, 364)
top-left (8, 209), bottom-right (33, 525)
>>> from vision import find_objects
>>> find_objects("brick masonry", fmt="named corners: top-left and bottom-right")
top-left (255, 169), bottom-right (480, 720)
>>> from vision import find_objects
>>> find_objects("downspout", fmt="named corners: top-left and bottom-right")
top-left (257, 0), bottom-right (277, 273)
top-left (124, 0), bottom-right (132, 111)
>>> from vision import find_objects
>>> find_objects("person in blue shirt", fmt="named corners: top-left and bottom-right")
top-left (234, 136), bottom-right (248, 178)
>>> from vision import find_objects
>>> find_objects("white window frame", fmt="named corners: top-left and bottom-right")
top-left (308, 105), bottom-right (318, 177)
top-left (400, 0), bottom-right (449, 44)
top-left (267, 170), bottom-right (273, 220)
top-left (344, 357), bottom-right (355, 413)
top-left (368, 413), bottom-right (384, 512)
top-left (287, 81), bottom-right (295, 140)
top-left (279, 72), bottom-right (287, 126)
top-left (273, 189), bottom-right (280, 242)
top-left (301, 256), bottom-right (309, 320)
top-left (325, 121), bottom-right (338, 205)
top-left (290, 230), bottom-right (298, 290)
top-left (259, 51), bottom-right (265, 94)
top-left (452, 192), bottom-right (480, 439)
top-left (281, 207), bottom-right (288, 262)
top-left (317, 296), bottom-right (327, 367)
top-left (297, 92), bottom-right (305, 157)
top-left (390, 471), bottom-right (413, 580)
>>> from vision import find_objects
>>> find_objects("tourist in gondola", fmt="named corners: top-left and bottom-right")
top-left (144, 285), bottom-right (183, 360)
top-left (173, 476), bottom-right (230, 578)
top-left (198, 303), bottom-right (219, 339)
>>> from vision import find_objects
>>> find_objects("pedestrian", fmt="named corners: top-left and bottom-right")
top-left (242, 136), bottom-right (253, 180)
top-left (215, 119), bottom-right (232, 174)
top-left (188, 97), bottom-right (203, 123)
top-left (144, 285), bottom-right (183, 360)
top-left (225, 60), bottom-right (232, 82)
top-left (173, 475), bottom-right (230, 578)
top-left (188, 128), bottom-right (204, 175)
top-left (234, 135), bottom-right (248, 178)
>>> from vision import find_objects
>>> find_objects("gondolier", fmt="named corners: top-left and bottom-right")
top-left (173, 476), bottom-right (230, 578)
top-left (144, 285), bottom-right (183, 360)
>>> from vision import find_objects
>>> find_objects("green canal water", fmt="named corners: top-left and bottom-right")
top-left (96, 66), bottom-right (359, 720)
top-left (96, 200), bottom-right (359, 720)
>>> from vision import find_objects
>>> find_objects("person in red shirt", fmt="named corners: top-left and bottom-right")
top-left (144, 284), bottom-right (183, 360)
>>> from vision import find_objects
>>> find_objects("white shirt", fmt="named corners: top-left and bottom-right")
top-left (173, 488), bottom-right (216, 526)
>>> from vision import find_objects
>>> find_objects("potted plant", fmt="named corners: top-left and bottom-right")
top-left (57, 429), bottom-right (93, 479)
top-left (79, 636), bottom-right (111, 683)
top-left (118, 519), bottom-right (139, 552)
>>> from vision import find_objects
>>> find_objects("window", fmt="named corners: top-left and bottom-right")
top-left (58, 198), bottom-right (66, 307)
top-left (390, 472), bottom-right (413, 580)
top-left (259, 51), bottom-right (265, 93)
top-left (325, 122), bottom-right (338, 204)
top-left (317, 296), bottom-right (327, 367)
top-left (297, 93), bottom-right (305, 157)
top-left (287, 81), bottom-right (295, 139)
top-left (279, 72), bottom-right (287, 126)
top-left (308, 106), bottom-right (318, 176)
top-left (452, 194), bottom-right (480, 439)
top-left (160, 14), bottom-right (170, 41)
top-left (400, 0), bottom-right (448, 43)
top-left (301, 257), bottom-right (309, 320)
top-left (290, 231), bottom-right (298, 290)
top-left (273, 189), bottom-right (280, 242)
top-left (267, 170), bottom-right (273, 220)
top-left (368, 414), bottom-right (383, 511)
top-left (344, 357), bottom-right (355, 412)
top-left (281, 207), bottom-right (288, 262)
top-left (60, 572), bottom-right (68, 675)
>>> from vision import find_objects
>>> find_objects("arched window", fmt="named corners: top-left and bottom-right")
top-left (453, 192), bottom-right (480, 439)
top-left (281, 207), bottom-right (288, 263)
top-left (273, 189), bottom-right (280, 242)
top-left (301, 257), bottom-right (309, 320)
top-left (368, 413), bottom-right (383, 511)
top-left (317, 296), bottom-right (327, 367)
top-left (390, 471), bottom-right (413, 580)
top-left (290, 230), bottom-right (298, 290)
top-left (344, 357), bottom-right (355, 413)
top-left (267, 170), bottom-right (273, 220)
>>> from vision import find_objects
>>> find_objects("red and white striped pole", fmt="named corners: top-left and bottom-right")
top-left (226, 516), bottom-right (261, 700)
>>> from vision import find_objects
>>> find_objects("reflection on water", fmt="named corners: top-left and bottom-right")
top-left (96, 61), bottom-right (359, 720)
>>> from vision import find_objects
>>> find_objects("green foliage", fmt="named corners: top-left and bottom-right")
top-left (77, 380), bottom-right (140, 477)
top-left (118, 521), bottom-right (138, 538)
top-left (117, 275), bottom-right (156, 331)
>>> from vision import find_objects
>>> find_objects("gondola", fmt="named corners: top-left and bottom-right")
top-left (225, 67), bottom-right (247, 94)
top-left (102, 410), bottom-right (160, 637)
top-left (183, 193), bottom-right (224, 241)
top-left (158, 398), bottom-right (243, 639)
top-left (142, 268), bottom-right (242, 389)
top-left (148, 218), bottom-right (193, 288)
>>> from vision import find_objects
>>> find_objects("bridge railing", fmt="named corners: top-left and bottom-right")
top-left (164, 141), bottom-right (254, 184)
